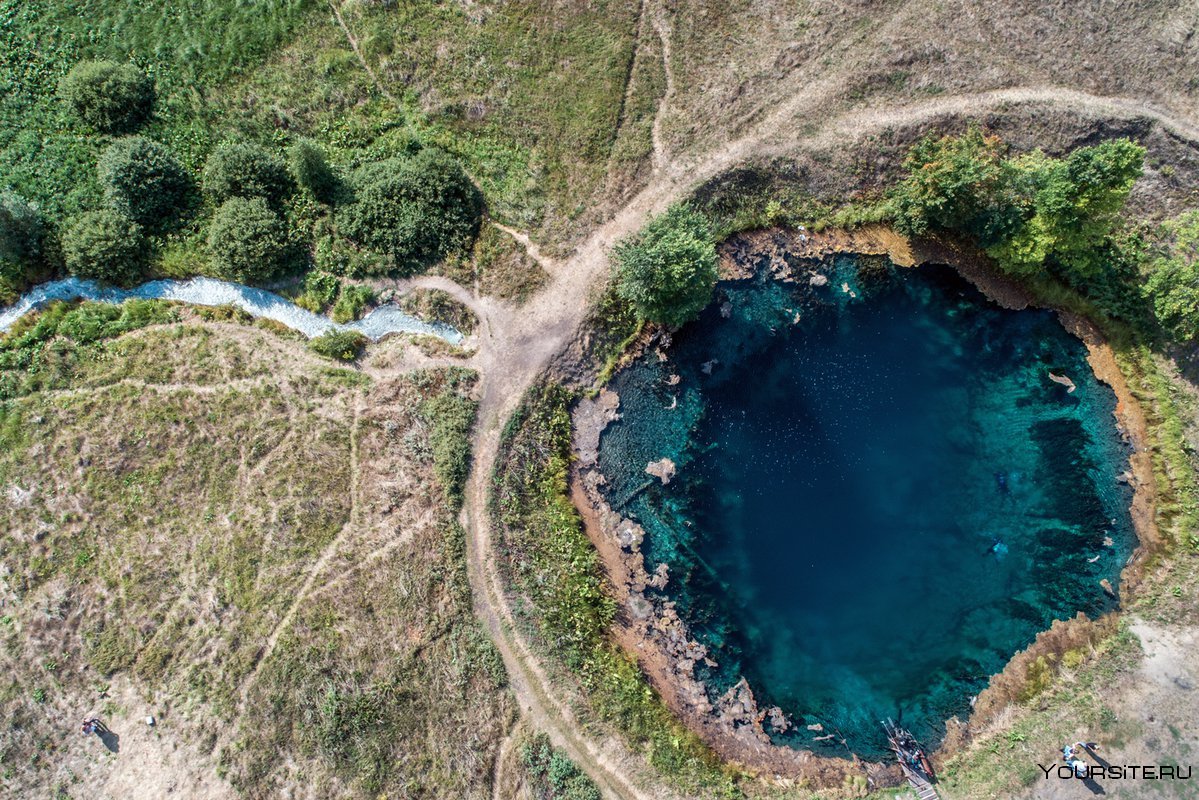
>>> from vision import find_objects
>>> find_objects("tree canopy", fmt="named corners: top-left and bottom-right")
top-left (337, 149), bottom-right (482, 273)
top-left (62, 209), bottom-right (146, 284)
top-left (203, 141), bottom-right (293, 206)
top-left (889, 129), bottom-right (1145, 279)
top-left (0, 193), bottom-right (44, 284)
top-left (613, 204), bottom-right (718, 327)
top-left (59, 60), bottom-right (154, 134)
top-left (98, 136), bottom-right (191, 230)
top-left (1144, 210), bottom-right (1199, 342)
top-left (207, 197), bottom-right (290, 283)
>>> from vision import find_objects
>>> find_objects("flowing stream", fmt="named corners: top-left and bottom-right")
top-left (0, 277), bottom-right (466, 345)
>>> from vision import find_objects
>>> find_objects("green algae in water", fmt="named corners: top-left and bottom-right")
top-left (596, 257), bottom-right (1136, 758)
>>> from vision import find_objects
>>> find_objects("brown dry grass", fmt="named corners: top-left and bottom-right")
top-left (0, 323), bottom-right (512, 799)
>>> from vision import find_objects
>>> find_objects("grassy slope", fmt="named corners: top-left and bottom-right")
top-left (0, 320), bottom-right (511, 798)
top-left (1, 0), bottom-right (657, 281)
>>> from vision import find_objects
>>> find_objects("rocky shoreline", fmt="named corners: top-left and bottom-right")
top-left (567, 226), bottom-right (1161, 788)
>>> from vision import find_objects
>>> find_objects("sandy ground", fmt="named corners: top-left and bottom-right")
top-left (55, 677), bottom-right (236, 800)
top-left (1020, 620), bottom-right (1199, 800)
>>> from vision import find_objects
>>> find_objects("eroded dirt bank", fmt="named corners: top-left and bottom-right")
top-left (567, 227), bottom-right (1162, 788)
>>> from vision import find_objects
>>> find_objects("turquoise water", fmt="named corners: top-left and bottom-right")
top-left (596, 257), bottom-right (1135, 758)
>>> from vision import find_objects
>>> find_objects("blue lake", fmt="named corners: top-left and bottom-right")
top-left (596, 256), bottom-right (1135, 757)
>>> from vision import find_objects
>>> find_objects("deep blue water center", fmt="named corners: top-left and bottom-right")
top-left (596, 256), bottom-right (1136, 758)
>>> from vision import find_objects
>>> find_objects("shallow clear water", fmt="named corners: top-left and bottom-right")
top-left (0, 277), bottom-right (465, 344)
top-left (597, 257), bottom-right (1135, 757)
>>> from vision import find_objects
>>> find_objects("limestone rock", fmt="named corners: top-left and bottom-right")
top-left (646, 458), bottom-right (676, 484)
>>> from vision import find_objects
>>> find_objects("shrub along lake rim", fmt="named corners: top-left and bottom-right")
top-left (594, 254), bottom-right (1138, 759)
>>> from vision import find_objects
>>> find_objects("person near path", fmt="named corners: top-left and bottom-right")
top-left (81, 717), bottom-right (106, 736)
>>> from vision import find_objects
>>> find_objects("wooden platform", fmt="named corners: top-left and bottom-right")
top-left (901, 765), bottom-right (941, 800)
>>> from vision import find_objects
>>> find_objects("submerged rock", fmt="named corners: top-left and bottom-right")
top-left (573, 389), bottom-right (621, 467)
top-left (766, 706), bottom-right (791, 734)
top-left (645, 458), bottom-right (676, 484)
top-left (1048, 371), bottom-right (1077, 393)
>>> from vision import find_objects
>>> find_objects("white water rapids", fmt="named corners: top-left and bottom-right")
top-left (0, 277), bottom-right (465, 345)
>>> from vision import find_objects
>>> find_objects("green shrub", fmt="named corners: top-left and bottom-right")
top-left (289, 139), bottom-right (338, 203)
top-left (519, 732), bottom-right (602, 800)
top-left (331, 284), bottom-right (374, 324)
top-left (888, 129), bottom-right (1145, 280)
top-left (309, 329), bottom-right (367, 361)
top-left (890, 126), bottom-right (1011, 240)
top-left (613, 203), bottom-right (718, 327)
top-left (59, 60), bottom-right (154, 133)
top-left (62, 209), bottom-right (145, 284)
top-left (1144, 210), bottom-right (1199, 342)
top-left (0, 192), bottom-right (44, 283)
top-left (207, 197), bottom-right (290, 283)
top-left (986, 140), bottom-right (1145, 277)
top-left (97, 136), bottom-right (191, 230)
top-left (295, 271), bottom-right (341, 312)
top-left (338, 149), bottom-right (483, 273)
top-left (203, 141), bottom-right (293, 206)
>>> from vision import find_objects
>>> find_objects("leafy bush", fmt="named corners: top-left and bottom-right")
top-left (613, 203), bottom-right (718, 327)
top-left (59, 60), bottom-right (154, 133)
top-left (289, 139), bottom-right (338, 203)
top-left (207, 197), bottom-right (290, 282)
top-left (987, 140), bottom-right (1145, 277)
top-left (888, 128), bottom-right (1145, 279)
top-left (203, 141), bottom-right (292, 206)
top-left (338, 149), bottom-right (483, 273)
top-left (308, 329), bottom-right (367, 361)
top-left (61, 209), bottom-right (145, 284)
top-left (1144, 210), bottom-right (1199, 342)
top-left (0, 192), bottom-right (44, 283)
top-left (331, 284), bottom-right (374, 324)
top-left (97, 136), bottom-right (191, 230)
top-left (890, 126), bottom-right (1011, 240)
top-left (295, 271), bottom-right (341, 312)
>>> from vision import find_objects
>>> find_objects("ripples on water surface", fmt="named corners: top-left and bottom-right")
top-left (597, 256), bottom-right (1136, 757)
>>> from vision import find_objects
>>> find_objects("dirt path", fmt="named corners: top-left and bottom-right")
top-left (452, 84), bottom-right (1199, 800)
top-left (321, 9), bottom-right (1199, 797)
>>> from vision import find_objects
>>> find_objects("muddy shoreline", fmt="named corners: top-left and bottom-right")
top-left (567, 226), bottom-right (1161, 788)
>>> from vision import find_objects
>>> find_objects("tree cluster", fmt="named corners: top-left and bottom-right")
top-left (890, 127), bottom-right (1145, 280)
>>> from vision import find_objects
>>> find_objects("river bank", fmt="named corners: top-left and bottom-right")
top-left (567, 226), bottom-right (1161, 788)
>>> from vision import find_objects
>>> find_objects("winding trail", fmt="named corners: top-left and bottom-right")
top-left (451, 85), bottom-right (1199, 800)
top-left (317, 8), bottom-right (1199, 795)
